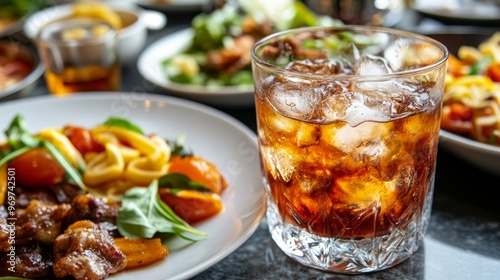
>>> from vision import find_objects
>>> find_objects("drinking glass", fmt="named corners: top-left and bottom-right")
top-left (251, 26), bottom-right (448, 274)
top-left (37, 19), bottom-right (120, 95)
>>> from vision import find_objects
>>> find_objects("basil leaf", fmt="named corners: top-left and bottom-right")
top-left (102, 117), bottom-right (145, 135)
top-left (117, 180), bottom-right (206, 241)
top-left (4, 114), bottom-right (40, 150)
top-left (469, 55), bottom-right (494, 75)
top-left (158, 173), bottom-right (212, 193)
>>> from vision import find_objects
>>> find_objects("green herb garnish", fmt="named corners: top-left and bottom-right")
top-left (117, 179), bottom-right (207, 241)
top-left (102, 117), bottom-right (145, 135)
top-left (158, 173), bottom-right (212, 194)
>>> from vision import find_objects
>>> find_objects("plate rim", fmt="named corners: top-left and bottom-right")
top-left (0, 92), bottom-right (266, 279)
top-left (124, 0), bottom-right (209, 11)
top-left (439, 129), bottom-right (500, 155)
top-left (412, 4), bottom-right (500, 22)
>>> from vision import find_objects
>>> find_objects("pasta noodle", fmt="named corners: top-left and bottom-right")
top-left (83, 126), bottom-right (172, 197)
top-left (36, 128), bottom-right (85, 169)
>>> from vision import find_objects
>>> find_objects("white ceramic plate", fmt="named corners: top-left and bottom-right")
top-left (412, 0), bottom-right (500, 23)
top-left (439, 130), bottom-right (500, 177)
top-left (0, 93), bottom-right (266, 280)
top-left (126, 0), bottom-right (209, 11)
top-left (137, 28), bottom-right (254, 107)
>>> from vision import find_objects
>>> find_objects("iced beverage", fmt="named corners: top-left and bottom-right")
top-left (37, 19), bottom-right (120, 95)
top-left (251, 26), bottom-right (448, 274)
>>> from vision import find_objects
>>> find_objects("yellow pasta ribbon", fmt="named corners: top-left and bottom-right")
top-left (83, 143), bottom-right (124, 186)
top-left (147, 135), bottom-right (171, 170)
top-left (36, 128), bottom-right (85, 170)
top-left (91, 126), bottom-right (158, 155)
top-left (85, 126), bottom-right (172, 189)
top-left (124, 157), bottom-right (169, 186)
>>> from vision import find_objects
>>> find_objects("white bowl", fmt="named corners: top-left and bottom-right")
top-left (23, 1), bottom-right (166, 66)
top-left (0, 40), bottom-right (44, 100)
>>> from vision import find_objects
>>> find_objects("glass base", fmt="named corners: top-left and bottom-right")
top-left (266, 201), bottom-right (425, 274)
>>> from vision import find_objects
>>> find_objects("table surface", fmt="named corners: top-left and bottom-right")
top-left (2, 5), bottom-right (500, 280)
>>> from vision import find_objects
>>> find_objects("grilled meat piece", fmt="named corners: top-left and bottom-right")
top-left (51, 183), bottom-right (86, 204)
top-left (53, 220), bottom-right (127, 280)
top-left (12, 183), bottom-right (85, 209)
top-left (15, 200), bottom-right (71, 244)
top-left (0, 241), bottom-right (54, 278)
top-left (206, 35), bottom-right (256, 75)
top-left (63, 194), bottom-right (120, 236)
top-left (0, 217), bottom-right (12, 252)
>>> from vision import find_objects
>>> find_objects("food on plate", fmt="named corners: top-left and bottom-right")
top-left (162, 0), bottom-right (342, 87)
top-left (0, 115), bottom-right (228, 279)
top-left (440, 32), bottom-right (500, 146)
top-left (43, 1), bottom-right (135, 32)
top-left (0, 42), bottom-right (35, 91)
top-left (71, 1), bottom-right (123, 29)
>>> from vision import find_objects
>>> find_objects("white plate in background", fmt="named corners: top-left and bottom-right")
top-left (126, 0), bottom-right (210, 11)
top-left (137, 28), bottom-right (254, 107)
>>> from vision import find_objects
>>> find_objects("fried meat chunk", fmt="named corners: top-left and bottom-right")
top-left (63, 194), bottom-right (120, 236)
top-left (0, 241), bottom-right (54, 278)
top-left (53, 220), bottom-right (127, 280)
top-left (15, 200), bottom-right (71, 244)
top-left (207, 35), bottom-right (256, 75)
top-left (0, 218), bottom-right (11, 252)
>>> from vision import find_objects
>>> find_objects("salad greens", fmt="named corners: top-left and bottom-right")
top-left (162, 0), bottom-right (342, 87)
top-left (117, 178), bottom-right (207, 241)
top-left (0, 0), bottom-right (47, 19)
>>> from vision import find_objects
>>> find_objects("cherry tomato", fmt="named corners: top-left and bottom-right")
top-left (485, 63), bottom-right (500, 82)
top-left (64, 125), bottom-right (104, 155)
top-left (167, 155), bottom-right (227, 194)
top-left (158, 189), bottom-right (223, 224)
top-left (8, 148), bottom-right (65, 188)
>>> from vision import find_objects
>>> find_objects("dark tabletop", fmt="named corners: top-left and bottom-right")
top-left (2, 5), bottom-right (500, 280)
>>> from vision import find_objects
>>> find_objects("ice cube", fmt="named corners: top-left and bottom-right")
top-left (331, 121), bottom-right (392, 155)
top-left (267, 78), bottom-right (323, 121)
top-left (353, 54), bottom-right (396, 92)
top-left (355, 54), bottom-right (393, 76)
top-left (296, 168), bottom-right (332, 194)
top-left (296, 122), bottom-right (321, 147)
top-left (261, 146), bottom-right (296, 182)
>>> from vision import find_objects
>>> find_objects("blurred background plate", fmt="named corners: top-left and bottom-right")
top-left (412, 0), bottom-right (500, 25)
top-left (125, 0), bottom-right (209, 11)
top-left (422, 28), bottom-right (500, 177)
top-left (137, 28), bottom-right (254, 107)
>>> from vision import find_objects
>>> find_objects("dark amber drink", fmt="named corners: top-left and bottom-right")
top-left (255, 88), bottom-right (441, 239)
top-left (37, 19), bottom-right (120, 95)
top-left (45, 62), bottom-right (120, 95)
top-left (251, 26), bottom-right (448, 274)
